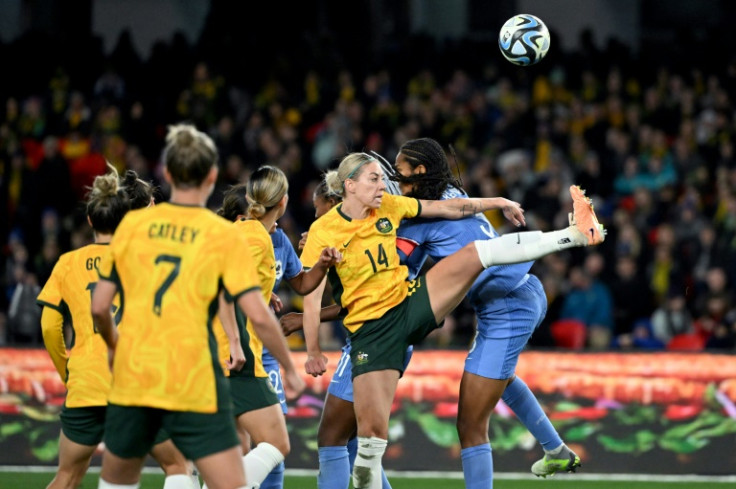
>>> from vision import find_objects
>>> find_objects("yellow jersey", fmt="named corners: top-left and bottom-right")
top-left (98, 203), bottom-right (261, 413)
top-left (300, 193), bottom-right (420, 333)
top-left (214, 219), bottom-right (275, 378)
top-left (36, 244), bottom-right (119, 408)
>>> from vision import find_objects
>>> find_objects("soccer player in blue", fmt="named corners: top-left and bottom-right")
top-left (285, 164), bottom-right (595, 488)
top-left (391, 138), bottom-right (583, 488)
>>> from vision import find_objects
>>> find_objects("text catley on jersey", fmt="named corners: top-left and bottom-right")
top-left (98, 203), bottom-right (261, 413)
top-left (300, 193), bottom-right (420, 333)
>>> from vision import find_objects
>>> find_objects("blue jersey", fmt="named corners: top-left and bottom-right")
top-left (272, 228), bottom-right (303, 290)
top-left (397, 187), bottom-right (533, 311)
top-left (264, 228), bottom-right (303, 414)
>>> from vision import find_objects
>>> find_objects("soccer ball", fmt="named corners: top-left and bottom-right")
top-left (498, 14), bottom-right (551, 66)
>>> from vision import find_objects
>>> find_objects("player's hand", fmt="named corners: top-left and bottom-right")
top-left (298, 232), bottom-right (308, 251)
top-left (304, 352), bottom-right (328, 377)
top-left (317, 247), bottom-right (342, 268)
top-left (500, 199), bottom-right (525, 227)
top-left (282, 368), bottom-right (306, 401)
top-left (280, 312), bottom-right (304, 336)
top-left (227, 343), bottom-right (246, 372)
top-left (270, 292), bottom-right (283, 314)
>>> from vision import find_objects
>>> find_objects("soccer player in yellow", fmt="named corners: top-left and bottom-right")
top-left (38, 166), bottom-right (199, 489)
top-left (91, 124), bottom-right (297, 489)
top-left (210, 166), bottom-right (339, 489)
top-left (300, 152), bottom-right (604, 489)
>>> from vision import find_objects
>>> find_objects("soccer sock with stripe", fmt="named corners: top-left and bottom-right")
top-left (461, 443), bottom-right (493, 489)
top-left (474, 228), bottom-right (584, 268)
top-left (502, 376), bottom-right (562, 451)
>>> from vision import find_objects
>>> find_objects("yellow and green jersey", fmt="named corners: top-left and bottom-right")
top-left (300, 193), bottom-right (420, 333)
top-left (37, 244), bottom-right (118, 408)
top-left (214, 219), bottom-right (275, 378)
top-left (98, 203), bottom-right (261, 413)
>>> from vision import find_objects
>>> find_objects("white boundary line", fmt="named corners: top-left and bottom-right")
top-left (4, 466), bottom-right (735, 483)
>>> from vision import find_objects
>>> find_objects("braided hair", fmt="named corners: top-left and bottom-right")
top-left (396, 138), bottom-right (462, 200)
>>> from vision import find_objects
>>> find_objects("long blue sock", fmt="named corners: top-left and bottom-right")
top-left (461, 444), bottom-right (493, 489)
top-left (260, 461), bottom-right (284, 489)
top-left (318, 446), bottom-right (350, 489)
top-left (502, 376), bottom-right (562, 451)
top-left (347, 437), bottom-right (391, 488)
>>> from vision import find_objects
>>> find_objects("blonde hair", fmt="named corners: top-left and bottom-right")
top-left (246, 165), bottom-right (289, 219)
top-left (86, 163), bottom-right (129, 233)
top-left (324, 152), bottom-right (376, 197)
top-left (163, 123), bottom-right (218, 188)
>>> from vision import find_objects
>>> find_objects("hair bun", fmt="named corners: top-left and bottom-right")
top-left (122, 169), bottom-right (139, 186)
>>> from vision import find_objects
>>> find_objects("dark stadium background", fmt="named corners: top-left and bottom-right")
top-left (1, 0), bottom-right (736, 479)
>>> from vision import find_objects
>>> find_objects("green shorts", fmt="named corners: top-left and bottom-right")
top-left (229, 376), bottom-right (280, 417)
top-left (104, 404), bottom-right (239, 461)
top-left (350, 276), bottom-right (440, 378)
top-left (60, 404), bottom-right (106, 446)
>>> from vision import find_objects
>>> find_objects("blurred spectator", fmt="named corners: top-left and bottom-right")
top-left (610, 254), bottom-right (655, 339)
top-left (651, 289), bottom-right (694, 345)
top-left (559, 261), bottom-right (614, 350)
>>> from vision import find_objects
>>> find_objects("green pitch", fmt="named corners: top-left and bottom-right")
top-left (1, 472), bottom-right (733, 489)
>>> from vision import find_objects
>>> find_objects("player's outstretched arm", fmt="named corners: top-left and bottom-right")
top-left (281, 304), bottom-right (342, 336)
top-left (287, 247), bottom-right (342, 295)
top-left (420, 196), bottom-right (525, 227)
top-left (302, 277), bottom-right (329, 377)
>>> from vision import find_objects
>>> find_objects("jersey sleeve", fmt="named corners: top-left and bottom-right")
top-left (300, 222), bottom-right (329, 269)
top-left (36, 255), bottom-right (66, 310)
top-left (221, 228), bottom-right (261, 300)
top-left (387, 194), bottom-right (421, 220)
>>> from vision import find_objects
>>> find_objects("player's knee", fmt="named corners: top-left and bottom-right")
top-left (317, 424), bottom-right (352, 447)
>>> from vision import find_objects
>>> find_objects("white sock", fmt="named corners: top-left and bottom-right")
top-left (546, 443), bottom-right (565, 455)
top-left (162, 474), bottom-right (194, 489)
top-left (243, 442), bottom-right (284, 487)
top-left (190, 468), bottom-right (201, 489)
top-left (98, 479), bottom-right (140, 489)
top-left (352, 436), bottom-right (387, 489)
top-left (474, 228), bottom-right (584, 268)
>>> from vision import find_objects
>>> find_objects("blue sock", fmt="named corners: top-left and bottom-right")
top-left (502, 376), bottom-right (563, 451)
top-left (461, 444), bottom-right (493, 489)
top-left (318, 446), bottom-right (350, 489)
top-left (347, 436), bottom-right (358, 471)
top-left (347, 436), bottom-right (391, 489)
top-left (260, 461), bottom-right (284, 489)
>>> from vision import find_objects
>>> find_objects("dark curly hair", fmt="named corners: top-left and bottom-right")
top-left (121, 170), bottom-right (154, 210)
top-left (396, 138), bottom-right (463, 200)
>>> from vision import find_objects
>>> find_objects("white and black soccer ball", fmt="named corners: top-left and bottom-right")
top-left (498, 14), bottom-right (551, 66)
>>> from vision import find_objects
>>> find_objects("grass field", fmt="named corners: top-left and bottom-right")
top-left (2, 471), bottom-right (735, 489)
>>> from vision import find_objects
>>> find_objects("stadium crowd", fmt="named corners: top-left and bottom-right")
top-left (1, 24), bottom-right (735, 353)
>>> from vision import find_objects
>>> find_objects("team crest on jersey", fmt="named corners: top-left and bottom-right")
top-left (355, 351), bottom-right (369, 365)
top-left (375, 218), bottom-right (393, 233)
top-left (274, 260), bottom-right (283, 281)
